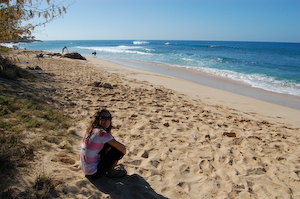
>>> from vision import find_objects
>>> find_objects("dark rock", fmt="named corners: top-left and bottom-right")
top-left (35, 53), bottom-right (44, 58)
top-left (103, 83), bottom-right (113, 89)
top-left (223, 132), bottom-right (237, 137)
top-left (26, 66), bottom-right (34, 70)
top-left (92, 82), bottom-right (102, 87)
top-left (62, 52), bottom-right (86, 60)
top-left (50, 53), bottom-right (62, 57)
top-left (89, 81), bottom-right (113, 89)
top-left (163, 123), bottom-right (170, 127)
top-left (141, 151), bottom-right (149, 158)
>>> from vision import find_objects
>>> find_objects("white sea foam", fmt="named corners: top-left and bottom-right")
top-left (133, 41), bottom-right (149, 45)
top-left (77, 45), bottom-right (150, 55)
top-left (196, 67), bottom-right (300, 96)
top-left (18, 40), bottom-right (300, 101)
top-left (181, 58), bottom-right (195, 62)
top-left (0, 43), bottom-right (18, 48)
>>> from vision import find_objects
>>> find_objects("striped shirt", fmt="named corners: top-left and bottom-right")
top-left (80, 128), bottom-right (113, 175)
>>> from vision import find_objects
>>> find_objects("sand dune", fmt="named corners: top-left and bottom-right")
top-left (3, 50), bottom-right (300, 198)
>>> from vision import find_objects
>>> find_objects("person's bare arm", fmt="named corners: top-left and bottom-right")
top-left (107, 139), bottom-right (126, 155)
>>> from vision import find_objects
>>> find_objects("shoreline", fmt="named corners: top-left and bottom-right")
top-left (99, 57), bottom-right (300, 110)
top-left (87, 57), bottom-right (300, 128)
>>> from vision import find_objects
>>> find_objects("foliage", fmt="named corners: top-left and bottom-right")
top-left (33, 172), bottom-right (56, 198)
top-left (0, 0), bottom-right (71, 42)
top-left (0, 91), bottom-right (72, 197)
top-left (1, 171), bottom-right (58, 198)
top-left (0, 45), bottom-right (12, 52)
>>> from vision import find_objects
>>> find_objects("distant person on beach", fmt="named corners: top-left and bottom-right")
top-left (92, 51), bottom-right (97, 56)
top-left (80, 109), bottom-right (127, 179)
top-left (62, 46), bottom-right (69, 54)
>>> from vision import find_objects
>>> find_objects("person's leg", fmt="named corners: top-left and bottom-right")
top-left (87, 144), bottom-right (124, 179)
top-left (97, 145), bottom-right (124, 173)
top-left (99, 143), bottom-right (111, 157)
top-left (102, 146), bottom-right (127, 177)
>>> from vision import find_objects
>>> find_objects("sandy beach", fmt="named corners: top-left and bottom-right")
top-left (2, 50), bottom-right (300, 198)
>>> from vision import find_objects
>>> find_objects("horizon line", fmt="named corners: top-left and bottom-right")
top-left (34, 39), bottom-right (300, 44)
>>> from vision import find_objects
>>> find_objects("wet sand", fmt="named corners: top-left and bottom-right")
top-left (106, 58), bottom-right (300, 110)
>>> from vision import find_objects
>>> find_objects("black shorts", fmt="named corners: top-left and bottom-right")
top-left (86, 143), bottom-right (124, 179)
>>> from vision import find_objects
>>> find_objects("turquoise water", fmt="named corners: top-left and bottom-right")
top-left (16, 40), bottom-right (300, 97)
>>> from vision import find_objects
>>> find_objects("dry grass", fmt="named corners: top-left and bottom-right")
top-left (1, 171), bottom-right (59, 199)
top-left (32, 172), bottom-right (57, 199)
top-left (0, 49), bottom-right (35, 80)
top-left (0, 46), bottom-right (11, 53)
top-left (0, 50), bottom-right (74, 198)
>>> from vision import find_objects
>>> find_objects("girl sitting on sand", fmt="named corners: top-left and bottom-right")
top-left (80, 109), bottom-right (127, 178)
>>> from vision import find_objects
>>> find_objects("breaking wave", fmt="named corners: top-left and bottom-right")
top-left (133, 41), bottom-right (149, 45)
top-left (77, 45), bottom-right (150, 55)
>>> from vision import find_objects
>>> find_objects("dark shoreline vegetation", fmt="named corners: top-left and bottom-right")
top-left (0, 46), bottom-right (75, 198)
top-left (5, 37), bottom-right (42, 44)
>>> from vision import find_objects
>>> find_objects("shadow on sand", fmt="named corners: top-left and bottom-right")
top-left (89, 173), bottom-right (168, 199)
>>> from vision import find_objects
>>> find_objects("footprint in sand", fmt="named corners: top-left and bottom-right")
top-left (246, 167), bottom-right (266, 175)
top-left (51, 153), bottom-right (76, 165)
top-left (199, 160), bottom-right (216, 175)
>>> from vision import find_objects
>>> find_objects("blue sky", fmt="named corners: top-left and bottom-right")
top-left (30, 0), bottom-right (300, 42)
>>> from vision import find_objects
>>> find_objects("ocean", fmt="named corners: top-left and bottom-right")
top-left (9, 40), bottom-right (300, 103)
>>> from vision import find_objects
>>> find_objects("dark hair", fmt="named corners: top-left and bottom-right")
top-left (84, 109), bottom-right (112, 140)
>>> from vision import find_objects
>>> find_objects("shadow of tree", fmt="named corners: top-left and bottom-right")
top-left (0, 58), bottom-right (74, 197)
top-left (89, 174), bottom-right (168, 199)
